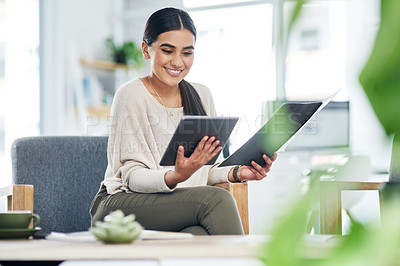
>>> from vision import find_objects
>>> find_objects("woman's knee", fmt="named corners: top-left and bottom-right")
top-left (180, 225), bottom-right (209, 235)
top-left (194, 186), bottom-right (243, 235)
top-left (201, 186), bottom-right (237, 208)
top-left (177, 186), bottom-right (232, 206)
top-left (184, 186), bottom-right (239, 215)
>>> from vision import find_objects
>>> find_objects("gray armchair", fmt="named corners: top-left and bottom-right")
top-left (2, 136), bottom-right (108, 236)
top-left (0, 136), bottom-right (249, 236)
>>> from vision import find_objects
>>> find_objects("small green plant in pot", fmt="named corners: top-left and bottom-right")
top-left (90, 210), bottom-right (143, 244)
top-left (105, 37), bottom-right (144, 68)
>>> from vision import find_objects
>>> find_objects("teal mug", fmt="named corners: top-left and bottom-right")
top-left (0, 211), bottom-right (40, 229)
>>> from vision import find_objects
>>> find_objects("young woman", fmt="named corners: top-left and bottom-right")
top-left (90, 7), bottom-right (277, 235)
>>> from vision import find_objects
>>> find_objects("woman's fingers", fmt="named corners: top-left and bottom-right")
top-left (189, 136), bottom-right (221, 166)
top-left (262, 154), bottom-right (273, 166)
top-left (239, 154), bottom-right (277, 182)
top-left (174, 137), bottom-right (222, 183)
top-left (202, 137), bottom-right (221, 163)
top-left (251, 160), bottom-right (266, 173)
top-left (261, 154), bottom-right (276, 173)
top-left (205, 138), bottom-right (221, 161)
top-left (251, 161), bottom-right (266, 178)
top-left (247, 166), bottom-right (259, 176)
top-left (209, 139), bottom-right (220, 151)
top-left (208, 146), bottom-right (222, 161)
top-left (194, 136), bottom-right (220, 155)
top-left (271, 152), bottom-right (278, 162)
top-left (203, 136), bottom-right (216, 151)
top-left (193, 136), bottom-right (214, 154)
top-left (197, 136), bottom-right (209, 150)
top-left (175, 145), bottom-right (186, 166)
top-left (177, 145), bottom-right (184, 159)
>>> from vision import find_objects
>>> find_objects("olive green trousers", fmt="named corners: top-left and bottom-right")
top-left (90, 186), bottom-right (244, 235)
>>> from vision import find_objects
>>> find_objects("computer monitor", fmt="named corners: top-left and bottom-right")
top-left (265, 101), bottom-right (350, 151)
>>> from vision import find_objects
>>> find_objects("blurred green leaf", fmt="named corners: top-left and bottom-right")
top-left (288, 0), bottom-right (307, 33)
top-left (260, 177), bottom-right (318, 266)
top-left (359, 0), bottom-right (400, 135)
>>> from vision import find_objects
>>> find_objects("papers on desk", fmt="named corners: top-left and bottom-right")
top-left (45, 230), bottom-right (193, 243)
top-left (141, 230), bottom-right (193, 240)
top-left (46, 231), bottom-right (97, 243)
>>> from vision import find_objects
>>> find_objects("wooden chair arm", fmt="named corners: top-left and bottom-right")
top-left (0, 185), bottom-right (34, 212)
top-left (214, 182), bottom-right (249, 234)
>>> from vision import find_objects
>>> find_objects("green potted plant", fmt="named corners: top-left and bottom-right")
top-left (105, 37), bottom-right (144, 68)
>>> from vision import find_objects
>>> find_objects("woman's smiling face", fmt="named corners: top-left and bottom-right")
top-left (143, 28), bottom-right (195, 88)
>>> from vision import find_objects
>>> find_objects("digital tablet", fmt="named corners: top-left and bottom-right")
top-left (159, 116), bottom-right (239, 166)
top-left (218, 90), bottom-right (340, 167)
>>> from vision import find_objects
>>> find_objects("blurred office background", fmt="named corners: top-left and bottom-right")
top-left (0, 0), bottom-right (389, 233)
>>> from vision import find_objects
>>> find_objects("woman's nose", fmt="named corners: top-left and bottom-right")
top-left (171, 53), bottom-right (183, 68)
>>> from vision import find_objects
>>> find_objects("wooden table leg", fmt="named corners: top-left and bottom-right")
top-left (320, 181), bottom-right (342, 234)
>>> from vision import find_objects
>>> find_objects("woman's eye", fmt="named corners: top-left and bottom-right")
top-left (161, 49), bottom-right (173, 54)
top-left (183, 51), bottom-right (193, 56)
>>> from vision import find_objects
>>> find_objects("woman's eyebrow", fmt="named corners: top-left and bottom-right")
top-left (160, 43), bottom-right (194, 50)
top-left (160, 43), bottom-right (175, 49)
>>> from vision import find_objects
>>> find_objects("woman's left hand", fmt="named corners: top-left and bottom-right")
top-left (235, 152), bottom-right (278, 182)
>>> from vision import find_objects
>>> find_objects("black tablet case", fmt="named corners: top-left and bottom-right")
top-left (218, 102), bottom-right (322, 167)
top-left (159, 116), bottom-right (239, 166)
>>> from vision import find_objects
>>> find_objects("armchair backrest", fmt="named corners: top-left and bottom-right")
top-left (11, 136), bottom-right (108, 235)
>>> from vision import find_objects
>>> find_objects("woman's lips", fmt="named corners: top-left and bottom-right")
top-left (164, 67), bottom-right (183, 76)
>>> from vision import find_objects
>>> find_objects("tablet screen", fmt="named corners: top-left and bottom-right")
top-left (159, 116), bottom-right (239, 166)
top-left (219, 102), bottom-right (322, 167)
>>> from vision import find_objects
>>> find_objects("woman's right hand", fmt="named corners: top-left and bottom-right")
top-left (164, 136), bottom-right (222, 188)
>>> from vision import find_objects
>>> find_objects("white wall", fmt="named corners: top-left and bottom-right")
top-left (40, 0), bottom-right (116, 135)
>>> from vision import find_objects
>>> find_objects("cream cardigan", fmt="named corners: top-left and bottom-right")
top-left (102, 79), bottom-right (231, 194)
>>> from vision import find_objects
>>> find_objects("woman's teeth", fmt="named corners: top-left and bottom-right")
top-left (166, 68), bottom-right (181, 74)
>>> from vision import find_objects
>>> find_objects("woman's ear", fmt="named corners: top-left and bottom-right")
top-left (142, 41), bottom-right (150, 60)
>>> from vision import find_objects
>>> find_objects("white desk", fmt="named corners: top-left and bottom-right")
top-left (0, 235), bottom-right (339, 263)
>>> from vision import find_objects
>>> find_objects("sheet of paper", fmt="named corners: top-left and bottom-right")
top-left (45, 230), bottom-right (193, 243)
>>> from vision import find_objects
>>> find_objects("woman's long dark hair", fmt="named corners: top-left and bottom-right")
top-left (143, 7), bottom-right (207, 116)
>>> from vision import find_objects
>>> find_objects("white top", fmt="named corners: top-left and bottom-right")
top-left (102, 79), bottom-right (231, 194)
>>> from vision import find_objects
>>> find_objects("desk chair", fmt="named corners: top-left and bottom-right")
top-left (0, 136), bottom-right (249, 236)
top-left (319, 133), bottom-right (400, 234)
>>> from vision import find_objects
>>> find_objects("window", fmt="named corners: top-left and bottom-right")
top-left (284, 1), bottom-right (351, 101)
top-left (186, 3), bottom-right (274, 152)
top-left (0, 0), bottom-right (39, 187)
top-left (0, 0), bottom-right (5, 156)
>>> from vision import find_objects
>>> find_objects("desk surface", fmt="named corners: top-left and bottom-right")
top-left (0, 234), bottom-right (339, 262)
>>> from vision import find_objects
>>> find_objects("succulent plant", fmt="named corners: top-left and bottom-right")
top-left (90, 210), bottom-right (143, 244)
